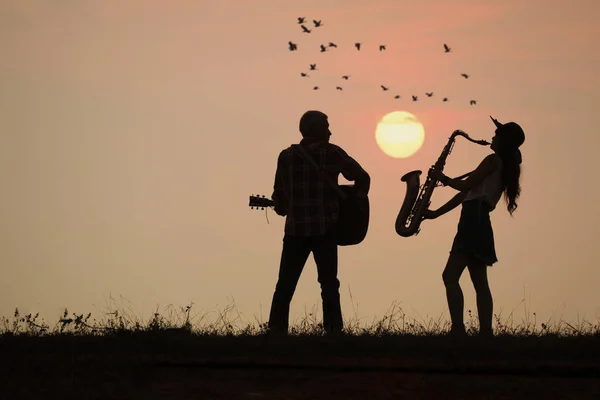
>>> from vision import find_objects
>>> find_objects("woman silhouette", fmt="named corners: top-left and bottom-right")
top-left (423, 116), bottom-right (525, 337)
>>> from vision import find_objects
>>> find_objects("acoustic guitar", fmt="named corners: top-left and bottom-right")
top-left (248, 185), bottom-right (369, 246)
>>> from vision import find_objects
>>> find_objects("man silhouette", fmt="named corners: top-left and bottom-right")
top-left (267, 110), bottom-right (370, 336)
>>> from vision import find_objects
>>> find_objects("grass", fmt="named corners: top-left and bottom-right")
top-left (2, 296), bottom-right (600, 368)
top-left (1, 293), bottom-right (599, 338)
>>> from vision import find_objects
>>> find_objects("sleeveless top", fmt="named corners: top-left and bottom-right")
top-left (464, 156), bottom-right (504, 211)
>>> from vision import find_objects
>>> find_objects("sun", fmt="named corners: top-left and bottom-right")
top-left (375, 111), bottom-right (425, 158)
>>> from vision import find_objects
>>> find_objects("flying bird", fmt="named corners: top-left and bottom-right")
top-left (309, 64), bottom-right (317, 70)
top-left (341, 75), bottom-right (350, 80)
top-left (394, 95), bottom-right (401, 99)
top-left (336, 86), bottom-right (343, 91)
top-left (297, 17), bottom-right (305, 24)
top-left (288, 41), bottom-right (297, 51)
top-left (444, 43), bottom-right (451, 53)
top-left (381, 85), bottom-right (389, 91)
top-left (355, 42), bottom-right (361, 50)
top-left (328, 42), bottom-right (337, 48)
top-left (412, 95), bottom-right (418, 101)
top-left (313, 86), bottom-right (319, 90)
top-left (320, 44), bottom-right (327, 52)
top-left (301, 25), bottom-right (311, 33)
top-left (313, 19), bottom-right (323, 27)
top-left (461, 73), bottom-right (470, 79)
top-left (379, 45), bottom-right (386, 51)
top-left (300, 72), bottom-right (309, 77)
top-left (470, 100), bottom-right (477, 105)
top-left (442, 97), bottom-right (448, 102)
top-left (425, 92), bottom-right (434, 97)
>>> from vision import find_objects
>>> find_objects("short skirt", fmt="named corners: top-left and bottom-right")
top-left (450, 198), bottom-right (498, 266)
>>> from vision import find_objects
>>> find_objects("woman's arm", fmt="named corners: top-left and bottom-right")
top-left (439, 155), bottom-right (499, 192)
top-left (453, 170), bottom-right (475, 180)
top-left (429, 191), bottom-right (468, 218)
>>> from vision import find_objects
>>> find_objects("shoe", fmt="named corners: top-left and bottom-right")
top-left (265, 328), bottom-right (288, 338)
top-left (325, 329), bottom-right (345, 337)
top-left (446, 326), bottom-right (467, 338)
top-left (478, 329), bottom-right (494, 339)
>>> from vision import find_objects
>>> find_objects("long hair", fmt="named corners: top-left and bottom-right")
top-left (499, 149), bottom-right (522, 216)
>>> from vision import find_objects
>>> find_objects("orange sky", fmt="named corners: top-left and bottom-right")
top-left (1, 0), bottom-right (599, 330)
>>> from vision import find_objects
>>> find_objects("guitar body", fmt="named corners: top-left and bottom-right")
top-left (249, 185), bottom-right (370, 246)
top-left (335, 185), bottom-right (370, 246)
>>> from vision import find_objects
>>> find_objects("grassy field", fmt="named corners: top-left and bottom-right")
top-left (1, 301), bottom-right (599, 399)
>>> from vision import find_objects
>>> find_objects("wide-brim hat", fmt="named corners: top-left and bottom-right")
top-left (490, 116), bottom-right (525, 148)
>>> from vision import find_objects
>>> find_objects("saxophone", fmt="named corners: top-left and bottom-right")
top-left (395, 130), bottom-right (490, 237)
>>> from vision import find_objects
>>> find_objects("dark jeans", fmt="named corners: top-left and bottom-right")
top-left (268, 226), bottom-right (342, 334)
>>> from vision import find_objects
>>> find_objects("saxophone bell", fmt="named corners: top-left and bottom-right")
top-left (395, 170), bottom-right (424, 237)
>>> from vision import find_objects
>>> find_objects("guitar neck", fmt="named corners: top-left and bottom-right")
top-left (249, 195), bottom-right (274, 208)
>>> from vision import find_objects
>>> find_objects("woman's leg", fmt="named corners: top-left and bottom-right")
top-left (467, 257), bottom-right (493, 336)
top-left (442, 252), bottom-right (469, 333)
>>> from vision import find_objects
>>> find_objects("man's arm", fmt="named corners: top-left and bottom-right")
top-left (271, 151), bottom-right (288, 216)
top-left (333, 146), bottom-right (370, 195)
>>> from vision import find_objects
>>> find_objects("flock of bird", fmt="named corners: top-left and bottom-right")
top-left (288, 17), bottom-right (478, 106)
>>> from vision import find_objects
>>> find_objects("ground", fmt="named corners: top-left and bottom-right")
top-left (1, 333), bottom-right (599, 399)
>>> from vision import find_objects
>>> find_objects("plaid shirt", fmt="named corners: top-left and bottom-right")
top-left (272, 138), bottom-right (370, 237)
